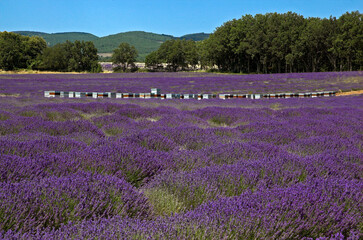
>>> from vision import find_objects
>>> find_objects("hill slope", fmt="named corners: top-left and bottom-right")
top-left (14, 31), bottom-right (99, 46)
top-left (94, 31), bottom-right (176, 60)
top-left (14, 31), bottom-right (210, 61)
top-left (180, 32), bottom-right (210, 41)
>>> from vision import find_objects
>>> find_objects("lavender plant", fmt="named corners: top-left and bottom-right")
top-left (0, 72), bottom-right (362, 239)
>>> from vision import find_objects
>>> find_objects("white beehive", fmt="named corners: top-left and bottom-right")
top-left (151, 88), bottom-right (161, 95)
top-left (44, 91), bottom-right (51, 98)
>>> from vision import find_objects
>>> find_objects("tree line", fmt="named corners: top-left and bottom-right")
top-left (1, 11), bottom-right (362, 73)
top-left (146, 11), bottom-right (362, 73)
top-left (0, 31), bottom-right (101, 72)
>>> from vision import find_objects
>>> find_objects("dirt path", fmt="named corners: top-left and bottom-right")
top-left (336, 90), bottom-right (363, 96)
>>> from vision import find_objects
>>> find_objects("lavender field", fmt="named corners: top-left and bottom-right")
top-left (0, 71), bottom-right (363, 239)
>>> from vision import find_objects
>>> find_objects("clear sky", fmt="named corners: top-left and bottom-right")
top-left (1, 0), bottom-right (362, 37)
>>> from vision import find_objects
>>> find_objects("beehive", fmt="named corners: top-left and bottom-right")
top-left (151, 88), bottom-right (161, 95)
top-left (44, 89), bottom-right (338, 101)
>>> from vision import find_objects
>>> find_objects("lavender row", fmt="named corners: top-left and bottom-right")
top-left (0, 71), bottom-right (362, 96)
top-left (0, 171), bottom-right (151, 233)
top-left (2, 178), bottom-right (361, 239)
top-left (0, 72), bottom-right (362, 238)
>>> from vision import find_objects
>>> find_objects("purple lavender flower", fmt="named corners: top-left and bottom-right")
top-left (0, 72), bottom-right (362, 238)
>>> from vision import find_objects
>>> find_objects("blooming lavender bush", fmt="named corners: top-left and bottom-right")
top-left (0, 72), bottom-right (362, 239)
top-left (0, 172), bottom-right (151, 233)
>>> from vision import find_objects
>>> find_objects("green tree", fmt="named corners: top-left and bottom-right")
top-left (38, 40), bottom-right (100, 72)
top-left (164, 40), bottom-right (185, 71)
top-left (0, 32), bottom-right (47, 70)
top-left (197, 40), bottom-right (212, 70)
top-left (22, 36), bottom-right (47, 69)
top-left (184, 40), bottom-right (199, 69)
top-left (145, 51), bottom-right (162, 69)
top-left (283, 12), bottom-right (305, 73)
top-left (252, 14), bottom-right (269, 73)
top-left (335, 11), bottom-right (363, 71)
top-left (38, 44), bottom-right (68, 71)
top-left (237, 14), bottom-right (256, 73)
top-left (203, 20), bottom-right (236, 72)
top-left (82, 41), bottom-right (100, 71)
top-left (67, 40), bottom-right (99, 72)
top-left (0, 32), bottom-right (23, 70)
top-left (299, 17), bottom-right (326, 72)
top-left (145, 39), bottom-right (199, 71)
top-left (111, 42), bottom-right (138, 72)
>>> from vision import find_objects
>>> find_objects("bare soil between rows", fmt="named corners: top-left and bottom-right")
top-left (336, 90), bottom-right (363, 96)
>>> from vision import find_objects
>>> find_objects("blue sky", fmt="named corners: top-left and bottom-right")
top-left (0, 0), bottom-right (362, 37)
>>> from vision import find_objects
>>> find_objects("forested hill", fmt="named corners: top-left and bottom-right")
top-left (180, 33), bottom-right (210, 41)
top-left (14, 31), bottom-right (210, 61)
top-left (14, 31), bottom-right (99, 46)
top-left (94, 31), bottom-right (175, 60)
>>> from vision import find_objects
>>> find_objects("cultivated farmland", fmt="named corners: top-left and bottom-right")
top-left (0, 71), bottom-right (362, 239)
